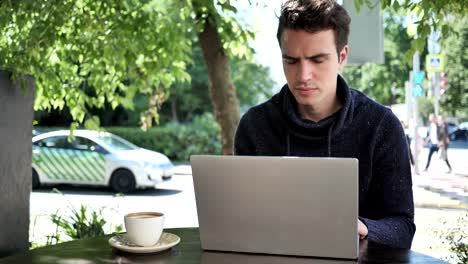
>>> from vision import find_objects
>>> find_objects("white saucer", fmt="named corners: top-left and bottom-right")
top-left (109, 232), bottom-right (180, 253)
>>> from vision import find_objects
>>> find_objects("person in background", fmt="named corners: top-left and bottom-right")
top-left (424, 113), bottom-right (439, 171)
top-left (437, 115), bottom-right (452, 173)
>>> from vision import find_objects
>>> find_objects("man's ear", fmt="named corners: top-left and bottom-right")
top-left (338, 45), bottom-right (349, 70)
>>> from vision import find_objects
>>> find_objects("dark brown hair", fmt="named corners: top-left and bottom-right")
top-left (277, 0), bottom-right (351, 55)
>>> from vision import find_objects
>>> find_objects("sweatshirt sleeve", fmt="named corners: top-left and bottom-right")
top-left (360, 111), bottom-right (416, 249)
top-left (234, 111), bottom-right (256, 155)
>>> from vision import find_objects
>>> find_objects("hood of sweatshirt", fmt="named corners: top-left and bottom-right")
top-left (276, 75), bottom-right (355, 156)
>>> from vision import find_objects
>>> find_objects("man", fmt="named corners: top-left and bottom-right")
top-left (234, 0), bottom-right (415, 248)
top-left (424, 113), bottom-right (439, 171)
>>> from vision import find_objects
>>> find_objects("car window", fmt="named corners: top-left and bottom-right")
top-left (70, 137), bottom-right (107, 153)
top-left (97, 134), bottom-right (138, 151)
top-left (34, 136), bottom-right (68, 148)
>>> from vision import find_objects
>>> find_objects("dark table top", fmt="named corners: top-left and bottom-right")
top-left (0, 228), bottom-right (445, 263)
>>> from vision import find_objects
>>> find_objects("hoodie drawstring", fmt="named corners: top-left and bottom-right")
top-left (327, 122), bottom-right (335, 157)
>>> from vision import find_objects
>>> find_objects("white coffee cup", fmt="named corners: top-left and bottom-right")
top-left (124, 212), bottom-right (164, 247)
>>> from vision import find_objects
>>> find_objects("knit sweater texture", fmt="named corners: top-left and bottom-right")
top-left (234, 75), bottom-right (416, 248)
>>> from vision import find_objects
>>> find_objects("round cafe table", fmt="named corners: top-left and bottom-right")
top-left (0, 228), bottom-right (445, 264)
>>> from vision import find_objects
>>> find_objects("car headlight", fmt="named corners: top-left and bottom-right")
top-left (159, 163), bottom-right (174, 171)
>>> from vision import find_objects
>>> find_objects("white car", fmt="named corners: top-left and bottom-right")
top-left (32, 130), bottom-right (174, 193)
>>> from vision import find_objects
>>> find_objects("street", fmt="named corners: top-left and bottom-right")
top-left (30, 169), bottom-right (198, 245)
top-left (30, 143), bottom-right (467, 261)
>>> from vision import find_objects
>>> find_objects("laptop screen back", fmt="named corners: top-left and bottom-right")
top-left (191, 155), bottom-right (359, 259)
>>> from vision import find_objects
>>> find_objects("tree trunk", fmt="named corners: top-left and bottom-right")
top-left (0, 70), bottom-right (34, 257)
top-left (197, 19), bottom-right (240, 155)
top-left (171, 98), bottom-right (178, 122)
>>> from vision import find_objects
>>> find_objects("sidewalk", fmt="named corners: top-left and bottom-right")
top-left (412, 146), bottom-right (468, 209)
top-left (410, 145), bottom-right (467, 261)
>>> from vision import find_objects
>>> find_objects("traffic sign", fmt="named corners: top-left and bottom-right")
top-left (406, 7), bottom-right (421, 37)
top-left (427, 31), bottom-right (441, 54)
top-left (426, 54), bottom-right (445, 73)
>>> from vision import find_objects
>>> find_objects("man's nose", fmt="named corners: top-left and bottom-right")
top-left (297, 61), bottom-right (313, 83)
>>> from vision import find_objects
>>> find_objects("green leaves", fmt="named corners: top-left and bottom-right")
top-left (1, 0), bottom-right (193, 129)
top-left (342, 8), bottom-right (411, 106)
top-left (192, 0), bottom-right (255, 61)
top-left (353, 0), bottom-right (373, 13)
top-left (439, 15), bottom-right (468, 118)
top-left (354, 0), bottom-right (467, 60)
top-left (413, 37), bottom-right (426, 53)
top-left (2, 0), bottom-right (257, 130)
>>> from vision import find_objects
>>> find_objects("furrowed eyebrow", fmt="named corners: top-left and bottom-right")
top-left (282, 53), bottom-right (331, 60)
top-left (306, 53), bottom-right (330, 60)
top-left (282, 54), bottom-right (297, 60)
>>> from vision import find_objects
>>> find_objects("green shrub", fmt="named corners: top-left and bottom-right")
top-left (106, 113), bottom-right (222, 161)
top-left (443, 212), bottom-right (468, 264)
top-left (30, 189), bottom-right (123, 249)
top-left (50, 205), bottom-right (108, 241)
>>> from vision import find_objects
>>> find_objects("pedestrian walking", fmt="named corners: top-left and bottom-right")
top-left (437, 115), bottom-right (452, 173)
top-left (424, 113), bottom-right (439, 171)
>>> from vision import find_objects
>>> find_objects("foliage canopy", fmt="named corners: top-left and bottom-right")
top-left (354, 0), bottom-right (467, 63)
top-left (0, 0), bottom-right (254, 128)
top-left (440, 15), bottom-right (468, 119)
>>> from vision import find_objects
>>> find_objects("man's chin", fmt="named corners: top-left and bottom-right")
top-left (292, 93), bottom-right (319, 105)
top-left (296, 99), bottom-right (320, 109)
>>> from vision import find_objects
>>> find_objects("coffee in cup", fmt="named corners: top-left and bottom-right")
top-left (124, 212), bottom-right (164, 247)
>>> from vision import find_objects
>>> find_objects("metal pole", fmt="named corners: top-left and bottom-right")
top-left (412, 51), bottom-right (420, 175)
top-left (433, 72), bottom-right (440, 116)
top-left (405, 81), bottom-right (411, 126)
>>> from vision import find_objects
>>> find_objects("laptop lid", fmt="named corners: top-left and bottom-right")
top-left (191, 155), bottom-right (359, 259)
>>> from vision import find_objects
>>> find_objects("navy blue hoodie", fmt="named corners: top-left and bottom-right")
top-left (234, 75), bottom-right (416, 248)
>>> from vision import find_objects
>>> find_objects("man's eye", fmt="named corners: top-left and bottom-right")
top-left (284, 59), bottom-right (297, 64)
top-left (312, 58), bottom-right (325, 64)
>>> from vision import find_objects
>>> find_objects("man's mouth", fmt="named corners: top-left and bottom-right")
top-left (295, 87), bottom-right (319, 96)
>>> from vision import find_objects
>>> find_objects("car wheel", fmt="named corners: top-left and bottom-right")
top-left (110, 169), bottom-right (136, 193)
top-left (32, 169), bottom-right (40, 189)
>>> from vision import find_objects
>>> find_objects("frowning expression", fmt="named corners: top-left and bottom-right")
top-left (280, 29), bottom-right (348, 111)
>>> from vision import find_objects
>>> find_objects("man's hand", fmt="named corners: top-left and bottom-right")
top-left (358, 219), bottom-right (368, 239)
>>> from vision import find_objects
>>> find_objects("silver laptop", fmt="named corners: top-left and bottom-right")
top-left (190, 155), bottom-right (359, 260)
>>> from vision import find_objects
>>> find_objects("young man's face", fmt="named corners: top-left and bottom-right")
top-left (280, 29), bottom-right (348, 112)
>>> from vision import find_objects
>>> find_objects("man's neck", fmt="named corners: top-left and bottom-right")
top-left (298, 97), bottom-right (342, 122)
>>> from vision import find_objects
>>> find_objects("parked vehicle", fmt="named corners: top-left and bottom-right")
top-left (32, 129), bottom-right (43, 136)
top-left (32, 130), bottom-right (174, 193)
top-left (449, 122), bottom-right (468, 141)
top-left (446, 122), bottom-right (458, 135)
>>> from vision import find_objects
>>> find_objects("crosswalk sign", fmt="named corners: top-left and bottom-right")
top-left (426, 54), bottom-right (445, 72)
